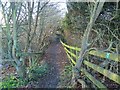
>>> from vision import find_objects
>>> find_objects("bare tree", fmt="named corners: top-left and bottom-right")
top-left (0, 1), bottom-right (63, 79)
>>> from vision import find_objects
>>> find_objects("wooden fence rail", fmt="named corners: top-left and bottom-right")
top-left (60, 40), bottom-right (120, 89)
top-left (60, 40), bottom-right (120, 62)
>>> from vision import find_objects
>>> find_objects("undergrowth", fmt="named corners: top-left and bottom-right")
top-left (0, 75), bottom-right (28, 89)
top-left (1, 62), bottom-right (48, 88)
top-left (28, 62), bottom-right (48, 81)
top-left (58, 65), bottom-right (73, 88)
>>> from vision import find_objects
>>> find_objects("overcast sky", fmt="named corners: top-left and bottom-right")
top-left (50, 0), bottom-right (68, 15)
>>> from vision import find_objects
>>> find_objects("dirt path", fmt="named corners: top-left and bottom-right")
top-left (38, 42), bottom-right (69, 88)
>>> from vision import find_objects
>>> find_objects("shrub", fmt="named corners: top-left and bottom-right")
top-left (28, 63), bottom-right (48, 81)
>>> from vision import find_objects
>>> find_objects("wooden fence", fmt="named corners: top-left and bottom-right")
top-left (60, 40), bottom-right (120, 89)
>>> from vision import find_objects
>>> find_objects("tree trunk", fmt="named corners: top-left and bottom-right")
top-left (12, 3), bottom-right (26, 79)
top-left (72, 0), bottom-right (105, 87)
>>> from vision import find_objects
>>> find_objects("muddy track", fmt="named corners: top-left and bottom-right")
top-left (38, 42), bottom-right (69, 88)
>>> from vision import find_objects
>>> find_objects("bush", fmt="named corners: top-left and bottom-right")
top-left (28, 63), bottom-right (48, 81)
